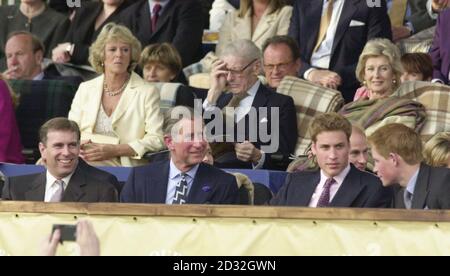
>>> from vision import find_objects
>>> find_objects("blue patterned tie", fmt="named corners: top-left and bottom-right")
top-left (316, 178), bottom-right (336, 207)
top-left (172, 173), bottom-right (188, 204)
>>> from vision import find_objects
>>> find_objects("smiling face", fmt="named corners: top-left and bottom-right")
top-left (103, 41), bottom-right (131, 75)
top-left (364, 56), bottom-right (395, 99)
top-left (39, 130), bottom-right (80, 179)
top-left (312, 131), bottom-right (350, 178)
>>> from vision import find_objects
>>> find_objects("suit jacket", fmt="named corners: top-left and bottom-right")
top-left (119, 0), bottom-right (203, 67)
top-left (407, 0), bottom-right (436, 33)
top-left (392, 163), bottom-right (450, 209)
top-left (63, 1), bottom-right (132, 65)
top-left (68, 72), bottom-right (165, 167)
top-left (215, 5), bottom-right (292, 55)
top-left (211, 84), bottom-right (297, 170)
top-left (1, 159), bottom-right (118, 202)
top-left (288, 0), bottom-right (392, 102)
top-left (430, 8), bottom-right (450, 85)
top-left (0, 80), bottom-right (24, 164)
top-left (120, 160), bottom-right (239, 204)
top-left (270, 164), bottom-right (393, 208)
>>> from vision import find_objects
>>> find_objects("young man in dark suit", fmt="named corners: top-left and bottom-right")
top-left (120, 106), bottom-right (239, 204)
top-left (270, 113), bottom-right (392, 208)
top-left (2, 118), bottom-right (118, 202)
top-left (119, 0), bottom-right (203, 67)
top-left (288, 0), bottom-right (392, 102)
top-left (369, 123), bottom-right (450, 210)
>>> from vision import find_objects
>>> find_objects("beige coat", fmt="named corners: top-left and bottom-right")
top-left (215, 5), bottom-right (293, 56)
top-left (68, 72), bottom-right (165, 167)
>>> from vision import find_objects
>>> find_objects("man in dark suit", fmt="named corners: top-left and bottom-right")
top-left (271, 113), bottom-right (391, 208)
top-left (369, 123), bottom-right (450, 210)
top-left (203, 39), bottom-right (297, 171)
top-left (120, 106), bottom-right (239, 204)
top-left (430, 7), bottom-right (450, 85)
top-left (288, 0), bottom-right (392, 102)
top-left (119, 0), bottom-right (203, 67)
top-left (2, 118), bottom-right (118, 202)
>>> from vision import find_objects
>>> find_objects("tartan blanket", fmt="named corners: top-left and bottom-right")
top-left (394, 81), bottom-right (450, 141)
top-left (277, 76), bottom-right (345, 156)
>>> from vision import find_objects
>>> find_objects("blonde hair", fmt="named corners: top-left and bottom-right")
top-left (0, 73), bottom-right (19, 108)
top-left (309, 112), bottom-right (352, 142)
top-left (238, 0), bottom-right (286, 18)
top-left (424, 132), bottom-right (450, 167)
top-left (368, 123), bottom-right (423, 165)
top-left (356, 38), bottom-right (403, 91)
top-left (89, 23), bottom-right (142, 73)
top-left (139, 43), bottom-right (182, 76)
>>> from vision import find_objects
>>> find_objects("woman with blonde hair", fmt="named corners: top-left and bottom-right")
top-left (69, 23), bottom-right (165, 167)
top-left (339, 38), bottom-right (426, 136)
top-left (424, 132), bottom-right (450, 168)
top-left (0, 73), bottom-right (24, 163)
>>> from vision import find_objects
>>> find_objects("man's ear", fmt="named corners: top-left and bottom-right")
top-left (164, 135), bottom-right (174, 150)
top-left (389, 153), bottom-right (399, 166)
top-left (38, 142), bottom-right (46, 161)
top-left (35, 50), bottom-right (44, 65)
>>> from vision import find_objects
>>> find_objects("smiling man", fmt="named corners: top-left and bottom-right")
top-left (120, 106), bottom-right (239, 204)
top-left (271, 112), bottom-right (392, 208)
top-left (1, 118), bottom-right (119, 202)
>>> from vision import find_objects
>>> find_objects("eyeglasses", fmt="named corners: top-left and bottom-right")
top-left (225, 59), bottom-right (257, 76)
top-left (263, 61), bottom-right (293, 72)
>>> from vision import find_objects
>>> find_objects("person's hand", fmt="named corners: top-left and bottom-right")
top-left (235, 141), bottom-right (262, 163)
top-left (76, 220), bottom-right (100, 256)
top-left (392, 26), bottom-right (412, 42)
top-left (52, 43), bottom-right (71, 63)
top-left (353, 86), bottom-right (372, 101)
top-left (308, 69), bottom-right (342, 90)
top-left (39, 229), bottom-right (61, 256)
top-left (432, 0), bottom-right (450, 12)
top-left (80, 142), bottom-right (116, 161)
top-left (207, 59), bottom-right (228, 104)
top-left (2, 66), bottom-right (19, 80)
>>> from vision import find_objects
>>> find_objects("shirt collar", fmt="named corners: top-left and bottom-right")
top-left (149, 0), bottom-right (170, 14)
top-left (405, 168), bottom-right (420, 195)
top-left (169, 159), bottom-right (200, 180)
top-left (46, 170), bottom-right (73, 190)
top-left (33, 72), bottom-right (45, 81)
top-left (247, 80), bottom-right (260, 98)
top-left (320, 163), bottom-right (351, 185)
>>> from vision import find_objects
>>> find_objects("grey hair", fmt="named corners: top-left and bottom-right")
top-left (163, 106), bottom-right (201, 136)
top-left (219, 39), bottom-right (262, 62)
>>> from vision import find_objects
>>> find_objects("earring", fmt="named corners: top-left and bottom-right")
top-left (392, 79), bottom-right (397, 84)
top-left (363, 80), bottom-right (367, 86)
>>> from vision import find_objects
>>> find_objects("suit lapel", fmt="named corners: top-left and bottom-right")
top-left (137, 1), bottom-right (152, 44)
top-left (331, 165), bottom-right (364, 207)
top-left (149, 161), bottom-right (170, 203)
top-left (152, 0), bottom-right (175, 37)
top-left (84, 75), bottom-right (104, 133)
top-left (252, 9), bottom-right (277, 43)
top-left (111, 72), bottom-right (140, 126)
top-left (188, 163), bottom-right (211, 204)
top-left (298, 172), bottom-right (321, 206)
top-left (305, 1), bottom-right (323, 59)
top-left (235, 10), bottom-right (253, 42)
top-left (24, 173), bottom-right (46, 201)
top-left (63, 162), bottom-right (86, 202)
top-left (331, 0), bottom-right (360, 56)
top-left (412, 164), bottom-right (430, 209)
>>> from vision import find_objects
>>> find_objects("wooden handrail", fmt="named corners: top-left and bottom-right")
top-left (1, 201), bottom-right (450, 222)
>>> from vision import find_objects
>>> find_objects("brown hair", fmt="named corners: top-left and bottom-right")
top-left (309, 112), bottom-right (352, 142)
top-left (424, 132), bottom-right (450, 167)
top-left (39, 117), bottom-right (81, 145)
top-left (139, 43), bottom-right (182, 76)
top-left (368, 123), bottom-right (423, 165)
top-left (238, 0), bottom-right (286, 18)
top-left (401, 53), bottom-right (433, 81)
top-left (262, 35), bottom-right (301, 61)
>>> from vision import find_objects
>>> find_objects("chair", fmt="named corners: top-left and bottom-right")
top-left (8, 79), bottom-right (79, 163)
top-left (277, 76), bottom-right (345, 156)
top-left (394, 81), bottom-right (450, 141)
top-left (253, 182), bottom-right (273, 205)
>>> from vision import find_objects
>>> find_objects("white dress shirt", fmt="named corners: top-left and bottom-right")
top-left (308, 164), bottom-right (351, 207)
top-left (165, 159), bottom-right (200, 204)
top-left (44, 171), bottom-right (73, 202)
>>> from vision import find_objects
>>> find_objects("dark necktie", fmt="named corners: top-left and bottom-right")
top-left (172, 173), bottom-right (188, 204)
top-left (152, 4), bottom-right (162, 32)
top-left (316, 178), bottom-right (336, 207)
top-left (403, 188), bottom-right (413, 209)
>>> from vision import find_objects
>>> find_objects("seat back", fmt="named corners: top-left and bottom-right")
top-left (277, 76), bottom-right (345, 155)
top-left (150, 82), bottom-right (182, 113)
top-left (394, 81), bottom-right (450, 141)
top-left (8, 79), bottom-right (79, 162)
